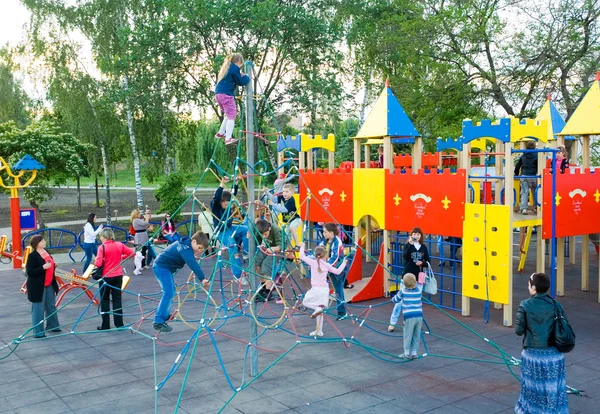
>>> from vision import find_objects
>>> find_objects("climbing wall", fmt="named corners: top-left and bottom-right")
top-left (462, 204), bottom-right (511, 304)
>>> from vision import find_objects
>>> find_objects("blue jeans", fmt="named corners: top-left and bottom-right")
top-left (153, 265), bottom-right (176, 325)
top-left (31, 286), bottom-right (60, 337)
top-left (330, 271), bottom-right (347, 316)
top-left (220, 225), bottom-right (248, 278)
top-left (82, 242), bottom-right (98, 272)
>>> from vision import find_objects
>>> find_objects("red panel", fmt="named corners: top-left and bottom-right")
top-left (393, 154), bottom-right (412, 169)
top-left (350, 243), bottom-right (385, 302)
top-left (346, 240), bottom-right (363, 285)
top-left (422, 152), bottom-right (439, 168)
top-left (542, 169), bottom-right (600, 238)
top-left (298, 169), bottom-right (354, 226)
top-left (385, 169), bottom-right (466, 237)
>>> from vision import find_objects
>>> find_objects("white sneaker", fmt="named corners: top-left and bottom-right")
top-left (241, 275), bottom-right (248, 285)
top-left (309, 331), bottom-right (324, 337)
top-left (133, 269), bottom-right (141, 276)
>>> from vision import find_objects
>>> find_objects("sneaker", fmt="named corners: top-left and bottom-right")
top-left (50, 328), bottom-right (62, 333)
top-left (400, 354), bottom-right (410, 359)
top-left (387, 325), bottom-right (395, 332)
top-left (153, 322), bottom-right (173, 333)
top-left (215, 132), bottom-right (225, 139)
top-left (335, 314), bottom-right (348, 321)
top-left (344, 284), bottom-right (354, 289)
top-left (225, 138), bottom-right (237, 145)
top-left (133, 269), bottom-right (141, 276)
top-left (240, 275), bottom-right (248, 285)
top-left (411, 355), bottom-right (418, 360)
top-left (521, 209), bottom-right (528, 215)
top-left (275, 299), bottom-right (285, 305)
top-left (309, 331), bottom-right (324, 337)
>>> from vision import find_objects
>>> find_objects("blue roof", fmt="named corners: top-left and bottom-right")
top-left (12, 155), bottom-right (45, 171)
top-left (549, 101), bottom-right (575, 141)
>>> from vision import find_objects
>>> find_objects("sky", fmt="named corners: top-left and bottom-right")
top-left (0, 0), bottom-right (29, 47)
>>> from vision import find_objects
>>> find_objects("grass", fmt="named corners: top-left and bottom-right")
top-left (77, 167), bottom-right (219, 189)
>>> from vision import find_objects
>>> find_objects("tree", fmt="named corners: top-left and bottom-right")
top-left (0, 121), bottom-right (93, 227)
top-left (0, 49), bottom-right (30, 128)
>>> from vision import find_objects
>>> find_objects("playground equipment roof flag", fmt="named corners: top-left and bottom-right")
top-left (355, 82), bottom-right (420, 139)
top-left (535, 95), bottom-right (574, 141)
top-left (559, 73), bottom-right (600, 136)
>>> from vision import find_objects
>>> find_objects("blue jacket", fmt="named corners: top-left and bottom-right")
top-left (154, 237), bottom-right (205, 281)
top-left (320, 236), bottom-right (343, 268)
top-left (215, 64), bottom-right (250, 96)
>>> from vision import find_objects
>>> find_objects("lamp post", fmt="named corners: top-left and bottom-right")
top-left (0, 155), bottom-right (45, 268)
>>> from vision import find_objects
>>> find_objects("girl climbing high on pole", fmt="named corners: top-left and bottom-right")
top-left (214, 53), bottom-right (250, 144)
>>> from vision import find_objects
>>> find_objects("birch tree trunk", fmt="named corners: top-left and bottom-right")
top-left (157, 81), bottom-right (171, 175)
top-left (123, 73), bottom-right (144, 208)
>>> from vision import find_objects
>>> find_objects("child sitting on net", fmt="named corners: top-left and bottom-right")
top-left (299, 242), bottom-right (348, 337)
top-left (267, 183), bottom-right (302, 249)
top-left (390, 273), bottom-right (424, 359)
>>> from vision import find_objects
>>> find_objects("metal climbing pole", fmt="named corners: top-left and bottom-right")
top-left (245, 61), bottom-right (258, 376)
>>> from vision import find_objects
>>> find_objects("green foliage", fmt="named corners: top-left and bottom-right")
top-left (0, 51), bottom-right (30, 128)
top-left (153, 172), bottom-right (187, 221)
top-left (0, 121), bottom-right (93, 214)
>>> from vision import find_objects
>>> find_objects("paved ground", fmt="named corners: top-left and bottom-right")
top-left (0, 239), bottom-right (598, 414)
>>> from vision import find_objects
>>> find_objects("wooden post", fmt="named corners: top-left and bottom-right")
top-left (582, 134), bottom-right (590, 291)
top-left (306, 146), bottom-right (314, 172)
top-left (383, 136), bottom-right (393, 172)
top-left (412, 137), bottom-right (423, 171)
top-left (569, 236), bottom-right (576, 265)
top-left (298, 151), bottom-right (305, 171)
top-left (461, 142), bottom-right (472, 317)
top-left (364, 144), bottom-right (371, 169)
top-left (503, 142), bottom-right (515, 327)
top-left (537, 225), bottom-right (545, 273)
top-left (354, 139), bottom-right (361, 168)
top-left (328, 150), bottom-right (334, 173)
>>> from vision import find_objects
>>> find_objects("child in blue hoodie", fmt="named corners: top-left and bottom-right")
top-left (152, 232), bottom-right (210, 332)
top-left (214, 53), bottom-right (250, 144)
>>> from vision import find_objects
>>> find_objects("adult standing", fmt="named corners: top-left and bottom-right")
top-left (94, 228), bottom-right (135, 330)
top-left (515, 272), bottom-right (569, 414)
top-left (25, 235), bottom-right (61, 338)
top-left (131, 209), bottom-right (152, 269)
top-left (82, 213), bottom-right (103, 272)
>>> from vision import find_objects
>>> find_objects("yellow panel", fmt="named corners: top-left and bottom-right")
top-left (510, 118), bottom-right (549, 143)
top-left (301, 133), bottom-right (336, 152)
top-left (353, 169), bottom-right (385, 227)
top-left (471, 138), bottom-right (487, 151)
top-left (355, 88), bottom-right (388, 138)
top-left (535, 100), bottom-right (556, 142)
top-left (560, 81), bottom-right (600, 135)
top-left (462, 204), bottom-right (511, 304)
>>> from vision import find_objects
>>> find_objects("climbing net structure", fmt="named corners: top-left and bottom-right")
top-left (0, 67), bottom-right (585, 413)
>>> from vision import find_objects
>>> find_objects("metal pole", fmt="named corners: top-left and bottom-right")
top-left (245, 61), bottom-right (258, 376)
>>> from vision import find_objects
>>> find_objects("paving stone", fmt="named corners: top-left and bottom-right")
top-left (449, 394), bottom-right (512, 414)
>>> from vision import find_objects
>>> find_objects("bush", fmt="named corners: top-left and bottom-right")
top-left (154, 173), bottom-right (187, 221)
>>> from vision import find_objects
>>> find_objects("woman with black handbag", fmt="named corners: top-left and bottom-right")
top-left (94, 228), bottom-right (134, 330)
top-left (25, 235), bottom-right (61, 338)
top-left (515, 272), bottom-right (571, 413)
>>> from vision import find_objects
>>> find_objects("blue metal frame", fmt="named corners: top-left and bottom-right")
top-left (22, 228), bottom-right (79, 263)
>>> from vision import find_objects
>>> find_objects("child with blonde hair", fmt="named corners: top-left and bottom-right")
top-left (214, 53), bottom-right (250, 144)
top-left (268, 183), bottom-right (302, 248)
top-left (391, 273), bottom-right (424, 359)
top-left (299, 243), bottom-right (348, 337)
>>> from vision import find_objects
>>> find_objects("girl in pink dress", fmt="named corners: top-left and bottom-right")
top-left (299, 243), bottom-right (348, 337)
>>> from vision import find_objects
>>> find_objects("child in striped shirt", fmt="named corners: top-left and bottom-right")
top-left (390, 273), bottom-right (423, 359)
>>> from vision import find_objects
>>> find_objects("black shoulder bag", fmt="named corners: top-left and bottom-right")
top-left (552, 299), bottom-right (575, 353)
top-left (91, 244), bottom-right (106, 281)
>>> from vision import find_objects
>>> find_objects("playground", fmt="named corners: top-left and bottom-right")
top-left (1, 62), bottom-right (600, 414)
top-left (0, 245), bottom-right (597, 413)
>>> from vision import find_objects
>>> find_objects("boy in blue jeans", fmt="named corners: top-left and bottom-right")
top-left (152, 232), bottom-right (210, 332)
